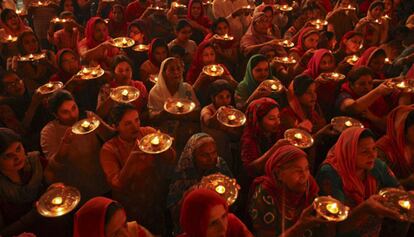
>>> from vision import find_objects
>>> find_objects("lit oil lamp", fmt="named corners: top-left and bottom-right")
top-left (29, 54), bottom-right (34, 60)
top-left (346, 55), bottom-right (359, 65)
top-left (81, 120), bottom-right (91, 131)
top-left (176, 101), bottom-right (184, 112)
top-left (7, 35), bottom-right (12, 42)
top-left (332, 72), bottom-right (340, 79)
top-left (279, 4), bottom-right (292, 11)
top-left (51, 196), bottom-right (63, 205)
top-left (121, 37), bottom-right (128, 46)
top-left (198, 173), bottom-right (240, 206)
top-left (139, 131), bottom-right (173, 154)
top-left (279, 39), bottom-right (294, 48)
top-left (36, 183), bottom-right (81, 217)
top-left (150, 135), bottom-right (160, 147)
top-left (227, 114), bottom-right (237, 124)
top-left (91, 69), bottom-right (98, 77)
top-left (285, 128), bottom-right (314, 149)
top-left (16, 9), bottom-right (22, 14)
top-left (346, 4), bottom-right (355, 10)
top-left (384, 57), bottom-right (391, 64)
top-left (82, 67), bottom-right (91, 74)
top-left (271, 84), bottom-right (278, 90)
top-left (313, 196), bottom-right (350, 222)
top-left (45, 82), bottom-right (54, 89)
top-left (344, 120), bottom-right (353, 127)
top-left (211, 65), bottom-right (218, 72)
top-left (396, 81), bottom-right (407, 89)
top-left (326, 202), bottom-right (339, 214)
top-left (203, 64), bottom-right (224, 77)
top-left (37, 1), bottom-right (43, 6)
top-left (383, 14), bottom-right (391, 20)
top-left (398, 199), bottom-right (411, 210)
top-left (215, 185), bottom-right (226, 194)
top-left (121, 89), bottom-right (129, 99)
top-left (294, 133), bottom-right (303, 140)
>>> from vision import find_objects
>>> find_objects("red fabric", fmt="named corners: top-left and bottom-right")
top-left (359, 0), bottom-right (375, 15)
top-left (241, 98), bottom-right (280, 176)
top-left (186, 41), bottom-right (211, 84)
top-left (323, 127), bottom-right (378, 205)
top-left (303, 48), bottom-right (333, 79)
top-left (407, 64), bottom-right (414, 79)
top-left (354, 47), bottom-right (385, 79)
top-left (187, 0), bottom-right (212, 28)
top-left (0, 13), bottom-right (31, 36)
top-left (376, 105), bottom-right (414, 179)
top-left (148, 38), bottom-right (167, 67)
top-left (179, 188), bottom-right (228, 237)
top-left (251, 145), bottom-right (319, 222)
top-left (107, 5), bottom-right (128, 38)
top-left (50, 48), bottom-right (80, 83)
top-left (73, 197), bottom-right (114, 237)
top-left (319, 0), bottom-right (332, 12)
top-left (339, 31), bottom-right (361, 53)
top-left (125, 0), bottom-right (151, 22)
top-left (289, 27), bottom-right (318, 58)
top-left (84, 17), bottom-right (110, 49)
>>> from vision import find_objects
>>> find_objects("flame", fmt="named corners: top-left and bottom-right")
top-left (345, 120), bottom-right (353, 127)
top-left (176, 101), bottom-right (184, 108)
top-left (122, 37), bottom-right (128, 45)
top-left (332, 73), bottom-right (339, 78)
top-left (326, 202), bottom-right (339, 214)
top-left (81, 120), bottom-right (90, 129)
top-left (151, 136), bottom-right (160, 146)
top-left (211, 65), bottom-right (218, 72)
top-left (227, 114), bottom-right (236, 121)
top-left (121, 89), bottom-right (129, 96)
top-left (282, 57), bottom-right (289, 62)
top-left (294, 133), bottom-right (303, 139)
top-left (271, 84), bottom-right (278, 90)
top-left (52, 196), bottom-right (63, 205)
top-left (398, 200), bottom-right (411, 210)
top-left (215, 185), bottom-right (226, 194)
top-left (29, 54), bottom-right (34, 59)
top-left (46, 83), bottom-right (54, 88)
top-left (396, 81), bottom-right (407, 89)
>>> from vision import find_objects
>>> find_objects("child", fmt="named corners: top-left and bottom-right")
top-left (168, 19), bottom-right (197, 66)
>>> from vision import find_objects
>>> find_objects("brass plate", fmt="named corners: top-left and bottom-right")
top-left (284, 128), bottom-right (314, 149)
top-left (138, 132), bottom-right (173, 154)
top-left (72, 117), bottom-right (100, 135)
top-left (164, 98), bottom-right (196, 115)
top-left (37, 183), bottom-right (81, 217)
top-left (217, 107), bottom-right (246, 128)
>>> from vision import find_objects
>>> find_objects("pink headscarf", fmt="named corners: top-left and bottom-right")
top-left (303, 48), bottom-right (334, 79)
top-left (0, 9), bottom-right (31, 36)
top-left (252, 145), bottom-right (319, 222)
top-left (187, 0), bottom-right (212, 28)
top-left (323, 127), bottom-right (378, 205)
top-left (290, 27), bottom-right (319, 58)
top-left (85, 17), bottom-right (110, 49)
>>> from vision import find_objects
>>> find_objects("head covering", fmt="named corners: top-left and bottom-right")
top-left (303, 48), bottom-right (334, 79)
top-left (376, 105), bottom-right (414, 178)
top-left (73, 197), bottom-right (115, 237)
top-left (180, 188), bottom-right (228, 237)
top-left (127, 19), bottom-right (148, 44)
top-left (252, 145), bottom-right (319, 222)
top-left (0, 9), bottom-right (31, 36)
top-left (167, 133), bottom-right (232, 208)
top-left (235, 54), bottom-right (271, 100)
top-left (85, 17), bottom-right (110, 49)
top-left (323, 127), bottom-right (378, 205)
top-left (17, 31), bottom-right (41, 54)
top-left (245, 97), bottom-right (279, 136)
top-left (107, 4), bottom-right (127, 37)
top-left (186, 41), bottom-right (214, 85)
top-left (290, 27), bottom-right (319, 58)
top-left (148, 38), bottom-right (168, 67)
top-left (354, 47), bottom-right (386, 79)
top-left (336, 31), bottom-right (363, 55)
top-left (54, 48), bottom-right (80, 83)
top-left (243, 12), bottom-right (275, 43)
top-left (187, 0), bottom-right (212, 28)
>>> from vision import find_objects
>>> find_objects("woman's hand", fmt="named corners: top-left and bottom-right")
top-left (297, 204), bottom-right (330, 229)
top-left (363, 194), bottom-right (407, 221)
top-left (249, 83), bottom-right (272, 101)
top-left (297, 119), bottom-right (313, 133)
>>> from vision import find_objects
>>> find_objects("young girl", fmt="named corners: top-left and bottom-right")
top-left (168, 19), bottom-right (198, 66)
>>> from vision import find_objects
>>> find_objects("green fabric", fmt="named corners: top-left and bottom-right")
top-left (235, 54), bottom-right (272, 102)
top-left (316, 159), bottom-right (399, 237)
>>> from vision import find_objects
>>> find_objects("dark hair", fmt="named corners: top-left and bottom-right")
top-left (170, 45), bottom-right (186, 57)
top-left (0, 8), bottom-right (16, 23)
top-left (212, 17), bottom-right (229, 34)
top-left (369, 1), bottom-right (385, 11)
top-left (263, 6), bottom-right (274, 14)
top-left (111, 55), bottom-right (134, 74)
top-left (17, 31), bottom-right (41, 54)
top-left (347, 66), bottom-right (374, 84)
top-left (360, 129), bottom-right (376, 140)
top-left (208, 79), bottom-right (234, 100)
top-left (250, 54), bottom-right (268, 70)
top-left (104, 202), bottom-right (124, 227)
top-left (176, 19), bottom-right (192, 32)
top-left (293, 74), bottom-right (315, 96)
top-left (0, 128), bottom-right (22, 155)
top-left (110, 103), bottom-right (138, 126)
top-left (371, 48), bottom-right (386, 61)
top-left (0, 71), bottom-right (19, 93)
top-left (48, 90), bottom-right (75, 114)
top-left (405, 110), bottom-right (414, 133)
top-left (59, 11), bottom-right (75, 19)
top-left (59, 0), bottom-right (81, 15)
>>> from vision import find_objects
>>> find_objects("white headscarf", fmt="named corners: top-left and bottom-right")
top-left (148, 57), bottom-right (200, 116)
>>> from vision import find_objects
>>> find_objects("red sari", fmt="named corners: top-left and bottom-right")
top-left (323, 127), bottom-right (378, 204)
top-left (289, 27), bottom-right (319, 59)
top-left (354, 47), bottom-right (386, 79)
top-left (376, 105), bottom-right (414, 179)
top-left (178, 188), bottom-right (252, 237)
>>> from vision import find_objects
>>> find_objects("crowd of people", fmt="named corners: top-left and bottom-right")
top-left (0, 0), bottom-right (414, 236)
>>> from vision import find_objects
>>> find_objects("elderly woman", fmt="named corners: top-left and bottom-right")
top-left (355, 1), bottom-right (389, 47)
top-left (240, 12), bottom-right (279, 57)
top-left (241, 98), bottom-right (282, 177)
top-left (178, 188), bottom-right (253, 237)
top-left (316, 128), bottom-right (406, 237)
top-left (249, 144), bottom-right (329, 237)
top-left (96, 55), bottom-right (148, 122)
top-left (168, 133), bottom-right (232, 234)
top-left (100, 103), bottom-right (175, 235)
top-left (77, 17), bottom-right (119, 69)
top-left (377, 105), bottom-right (414, 189)
top-left (74, 197), bottom-right (153, 237)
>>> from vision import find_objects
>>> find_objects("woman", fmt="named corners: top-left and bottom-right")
top-left (178, 188), bottom-right (253, 237)
top-left (73, 197), bottom-right (153, 237)
top-left (0, 128), bottom-right (71, 237)
top-left (326, 0), bottom-right (359, 42)
top-left (97, 55), bottom-right (148, 122)
top-left (187, 0), bottom-right (211, 44)
top-left (168, 19), bottom-right (198, 66)
top-left (280, 74), bottom-right (327, 134)
top-left (139, 38), bottom-right (169, 89)
top-left (303, 49), bottom-right (337, 118)
top-left (249, 144), bottom-right (327, 237)
top-left (241, 97), bottom-right (282, 177)
top-left (100, 104), bottom-right (175, 235)
top-left (354, 46), bottom-right (388, 79)
top-left (333, 31), bottom-right (364, 64)
top-left (148, 57), bottom-right (200, 152)
top-left (234, 54), bottom-right (279, 109)
top-left (289, 27), bottom-right (320, 62)
top-left (168, 133), bottom-right (232, 233)
top-left (14, 31), bottom-right (57, 94)
top-left (240, 12), bottom-right (278, 57)
top-left (77, 17), bottom-right (119, 69)
top-left (316, 127), bottom-right (404, 237)
top-left (126, 19), bottom-right (149, 78)
top-left (186, 41), bottom-right (238, 105)
top-left (0, 8), bottom-right (32, 58)
top-left (376, 105), bottom-right (414, 189)
top-left (355, 1), bottom-right (389, 47)
top-left (107, 4), bottom-right (128, 38)
top-left (335, 66), bottom-right (399, 135)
